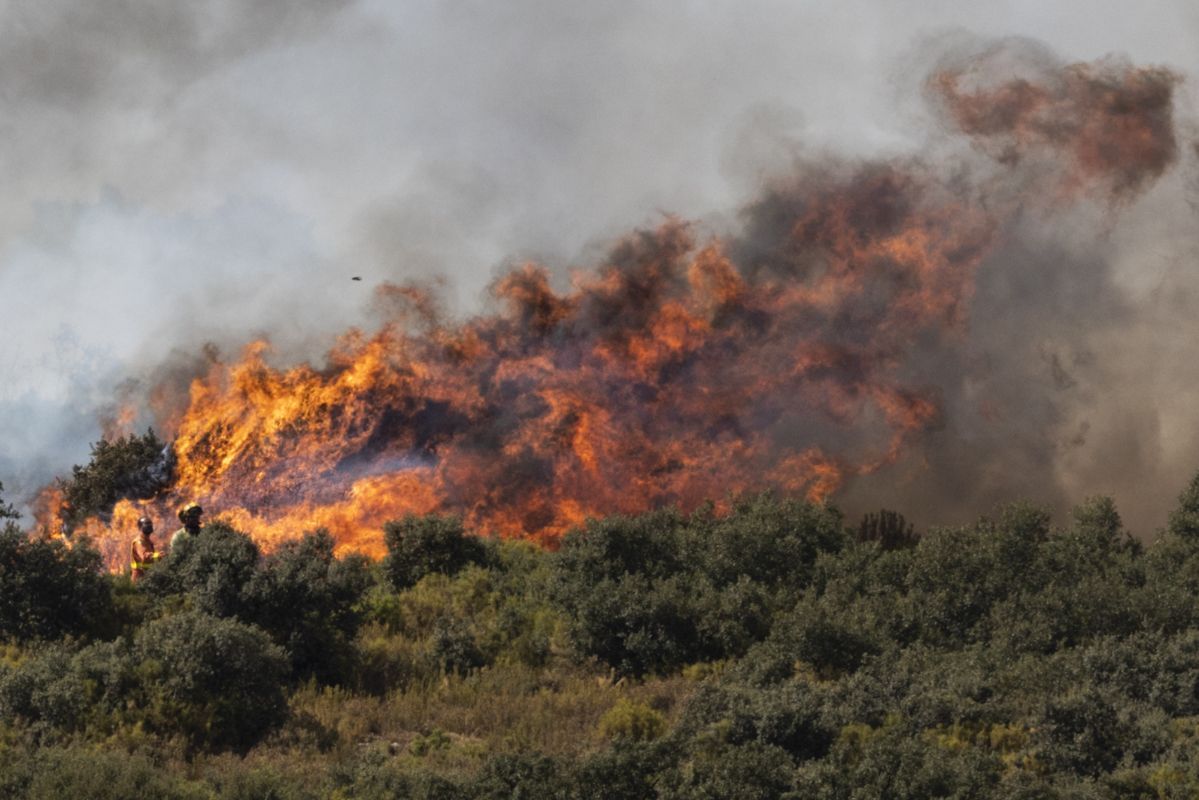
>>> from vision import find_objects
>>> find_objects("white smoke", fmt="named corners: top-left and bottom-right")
top-left (1, 0), bottom-right (1197, 534)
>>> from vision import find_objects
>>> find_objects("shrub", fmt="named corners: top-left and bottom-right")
top-left (769, 599), bottom-right (882, 679)
top-left (682, 495), bottom-right (846, 590)
top-left (905, 504), bottom-right (1053, 648)
top-left (144, 522), bottom-right (260, 618)
top-left (677, 681), bottom-right (834, 762)
top-left (0, 643), bottom-right (100, 735)
top-left (553, 497), bottom-right (845, 677)
top-left (382, 514), bottom-right (489, 590)
top-left (15, 746), bottom-right (206, 800)
top-left (570, 741), bottom-right (675, 800)
top-left (599, 698), bottom-right (668, 742)
top-left (353, 624), bottom-right (422, 695)
top-left (793, 722), bottom-right (1003, 799)
top-left (1033, 687), bottom-right (1125, 777)
top-left (0, 481), bottom-right (18, 522)
top-left (329, 746), bottom-right (466, 800)
top-left (132, 611), bottom-right (289, 752)
top-left (1171, 470), bottom-right (1199, 541)
top-left (0, 528), bottom-right (113, 643)
top-left (244, 529), bottom-right (373, 682)
top-left (660, 742), bottom-right (795, 800)
top-left (556, 508), bottom-right (687, 585)
top-left (559, 572), bottom-right (704, 677)
top-left (472, 752), bottom-right (567, 800)
top-left (428, 617), bottom-right (485, 675)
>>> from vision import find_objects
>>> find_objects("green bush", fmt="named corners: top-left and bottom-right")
top-left (0, 642), bottom-right (110, 736)
top-left (660, 741), bottom-right (795, 800)
top-left (0, 613), bottom-right (289, 751)
top-left (7, 746), bottom-right (206, 800)
top-left (331, 746), bottom-right (467, 800)
top-left (244, 529), bottom-right (373, 683)
top-left (382, 514), bottom-right (490, 590)
top-left (0, 528), bottom-right (113, 643)
top-left (144, 522), bottom-right (260, 618)
top-left (132, 611), bottom-right (289, 752)
top-left (904, 504), bottom-right (1052, 648)
top-left (427, 617), bottom-right (485, 675)
top-left (1169, 471), bottom-right (1199, 541)
top-left (769, 599), bottom-right (882, 679)
top-left (677, 681), bottom-right (834, 762)
top-left (472, 752), bottom-right (566, 800)
top-left (599, 698), bottom-right (668, 742)
top-left (683, 495), bottom-right (846, 590)
top-left (553, 497), bottom-right (845, 677)
top-left (0, 481), bottom-right (18, 522)
top-left (570, 741), bottom-right (675, 800)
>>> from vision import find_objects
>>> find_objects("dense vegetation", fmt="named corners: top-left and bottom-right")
top-left (6, 456), bottom-right (1199, 797)
top-left (57, 430), bottom-right (173, 530)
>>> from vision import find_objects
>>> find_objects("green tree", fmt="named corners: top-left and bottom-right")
top-left (132, 611), bottom-right (289, 752)
top-left (857, 509), bottom-right (919, 550)
top-left (1169, 470), bottom-right (1199, 541)
top-left (382, 514), bottom-right (489, 590)
top-left (0, 528), bottom-right (113, 642)
top-left (244, 529), bottom-right (373, 683)
top-left (58, 430), bottom-right (173, 529)
top-left (0, 480), bottom-right (19, 523)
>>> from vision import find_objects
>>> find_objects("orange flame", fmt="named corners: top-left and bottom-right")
top-left (39, 52), bottom-right (1181, 570)
top-left (59, 166), bottom-right (998, 568)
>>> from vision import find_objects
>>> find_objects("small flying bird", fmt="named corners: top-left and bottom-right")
top-left (351, 276), bottom-right (362, 281)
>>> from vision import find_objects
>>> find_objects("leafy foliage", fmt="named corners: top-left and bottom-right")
top-left (0, 481), bottom-right (19, 522)
top-left (599, 698), bottom-right (668, 742)
top-left (382, 514), bottom-right (490, 590)
top-left (244, 530), bottom-right (373, 682)
top-left (146, 525), bottom-right (373, 685)
top-left (144, 521), bottom-right (261, 617)
top-left (58, 430), bottom-right (173, 528)
top-left (10, 480), bottom-right (1199, 794)
top-left (553, 496), bottom-right (845, 676)
top-left (0, 611), bottom-right (288, 753)
top-left (132, 611), bottom-right (289, 752)
top-left (857, 508), bottom-right (918, 549)
top-left (0, 528), bottom-right (112, 643)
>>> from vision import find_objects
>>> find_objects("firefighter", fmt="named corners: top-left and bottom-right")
top-left (171, 502), bottom-right (203, 550)
top-left (130, 515), bottom-right (162, 583)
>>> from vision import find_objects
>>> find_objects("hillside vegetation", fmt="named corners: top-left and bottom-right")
top-left (5, 464), bottom-right (1199, 798)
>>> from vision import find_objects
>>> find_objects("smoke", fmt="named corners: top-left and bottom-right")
top-left (838, 35), bottom-right (1199, 532)
top-left (929, 41), bottom-right (1180, 199)
top-left (3, 1), bottom-right (1199, 539)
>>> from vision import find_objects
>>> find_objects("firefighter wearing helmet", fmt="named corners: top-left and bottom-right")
top-left (171, 502), bottom-right (203, 550)
top-left (130, 515), bottom-right (163, 583)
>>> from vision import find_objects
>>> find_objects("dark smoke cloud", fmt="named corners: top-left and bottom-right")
top-left (4, 2), bottom-right (1199, 540)
top-left (132, 41), bottom-right (1197, 547)
top-left (928, 41), bottom-right (1180, 199)
top-left (837, 38), bottom-right (1197, 534)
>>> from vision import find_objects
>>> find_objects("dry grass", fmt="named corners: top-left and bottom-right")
top-left (285, 659), bottom-right (693, 771)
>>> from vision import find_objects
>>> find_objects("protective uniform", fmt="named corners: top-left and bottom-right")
top-left (130, 516), bottom-right (162, 583)
top-left (171, 502), bottom-right (203, 550)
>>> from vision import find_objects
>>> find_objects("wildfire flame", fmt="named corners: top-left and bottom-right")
top-left (37, 52), bottom-right (1182, 569)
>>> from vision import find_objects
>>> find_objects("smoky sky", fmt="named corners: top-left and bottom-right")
top-left (1, 0), bottom-right (1198, 535)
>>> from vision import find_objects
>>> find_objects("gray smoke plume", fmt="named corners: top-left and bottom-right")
top-left (2, 1), bottom-right (1199, 538)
